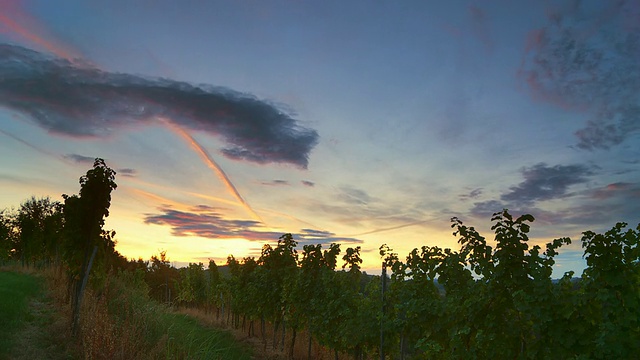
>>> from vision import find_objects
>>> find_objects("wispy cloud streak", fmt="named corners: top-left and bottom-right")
top-left (0, 1), bottom-right (81, 61)
top-left (0, 128), bottom-right (50, 156)
top-left (346, 219), bottom-right (436, 237)
top-left (163, 119), bottom-right (262, 223)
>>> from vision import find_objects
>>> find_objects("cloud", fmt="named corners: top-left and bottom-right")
top-left (301, 180), bottom-right (315, 187)
top-left (0, 44), bottom-right (319, 168)
top-left (118, 168), bottom-right (137, 177)
top-left (520, 0), bottom-right (640, 149)
top-left (469, 200), bottom-right (562, 226)
top-left (297, 228), bottom-right (363, 244)
top-left (459, 188), bottom-right (483, 201)
top-left (587, 182), bottom-right (640, 200)
top-left (63, 153), bottom-right (96, 164)
top-left (470, 177), bottom-right (639, 229)
top-left (470, 199), bottom-right (505, 219)
top-left (501, 163), bottom-right (594, 206)
top-left (260, 179), bottom-right (290, 186)
top-left (165, 122), bottom-right (261, 222)
top-left (306, 191), bottom-right (431, 232)
top-left (144, 206), bottom-right (362, 245)
top-left (346, 218), bottom-right (436, 237)
top-left (0, 1), bottom-right (81, 61)
top-left (63, 155), bottom-right (137, 177)
top-left (0, 128), bottom-right (55, 157)
top-left (551, 182), bottom-right (640, 226)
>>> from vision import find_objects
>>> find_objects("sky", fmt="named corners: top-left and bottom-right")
top-left (0, 0), bottom-right (638, 277)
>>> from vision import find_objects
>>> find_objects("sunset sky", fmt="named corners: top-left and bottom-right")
top-left (1, 0), bottom-right (638, 276)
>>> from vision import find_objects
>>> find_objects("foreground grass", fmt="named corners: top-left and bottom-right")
top-left (0, 267), bottom-right (252, 359)
top-left (161, 312), bottom-right (252, 360)
top-left (80, 270), bottom-right (253, 360)
top-left (0, 270), bottom-right (42, 358)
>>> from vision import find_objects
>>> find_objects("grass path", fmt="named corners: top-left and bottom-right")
top-left (0, 270), bottom-right (42, 358)
top-left (0, 270), bottom-right (78, 360)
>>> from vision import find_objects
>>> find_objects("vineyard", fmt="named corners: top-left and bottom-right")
top-left (1, 159), bottom-right (639, 359)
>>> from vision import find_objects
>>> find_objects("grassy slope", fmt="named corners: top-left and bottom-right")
top-left (0, 271), bottom-right (42, 358)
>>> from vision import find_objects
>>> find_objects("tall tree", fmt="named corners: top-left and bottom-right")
top-left (16, 196), bottom-right (62, 267)
top-left (62, 158), bottom-right (117, 335)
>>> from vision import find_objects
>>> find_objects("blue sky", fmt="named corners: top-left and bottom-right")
top-left (1, 0), bottom-right (638, 276)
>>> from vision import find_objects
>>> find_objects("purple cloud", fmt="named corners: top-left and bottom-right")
top-left (144, 205), bottom-right (362, 245)
top-left (469, 170), bottom-right (638, 228)
top-left (520, 1), bottom-right (640, 149)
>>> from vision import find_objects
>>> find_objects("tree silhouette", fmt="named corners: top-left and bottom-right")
top-left (62, 158), bottom-right (117, 335)
top-left (16, 196), bottom-right (63, 267)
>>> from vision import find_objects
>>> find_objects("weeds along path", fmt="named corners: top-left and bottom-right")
top-left (0, 269), bottom-right (78, 360)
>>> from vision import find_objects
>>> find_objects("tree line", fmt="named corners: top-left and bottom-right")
top-left (1, 159), bottom-right (638, 359)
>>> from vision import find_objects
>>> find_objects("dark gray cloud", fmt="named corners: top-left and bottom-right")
top-left (0, 44), bottom-right (318, 168)
top-left (144, 206), bottom-right (362, 245)
top-left (63, 155), bottom-right (137, 177)
top-left (260, 179), bottom-right (290, 186)
top-left (118, 168), bottom-right (137, 177)
top-left (459, 188), bottom-right (483, 201)
top-left (501, 163), bottom-right (594, 206)
top-left (301, 180), bottom-right (315, 187)
top-left (521, 1), bottom-right (640, 149)
top-left (63, 153), bottom-right (96, 164)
